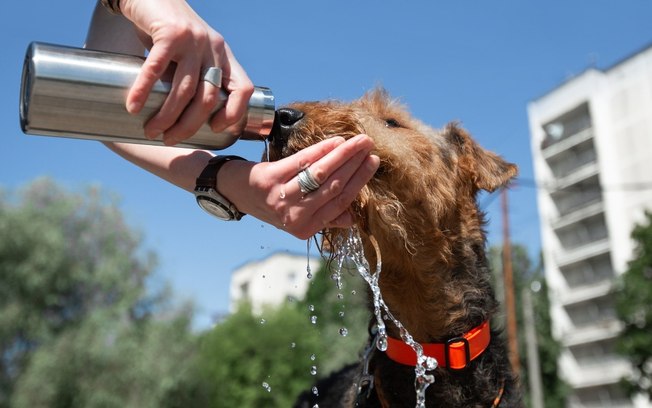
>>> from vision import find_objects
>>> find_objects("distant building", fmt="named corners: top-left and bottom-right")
top-left (229, 252), bottom-right (321, 315)
top-left (528, 45), bottom-right (652, 407)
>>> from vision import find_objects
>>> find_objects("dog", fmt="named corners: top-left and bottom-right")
top-left (266, 89), bottom-right (521, 407)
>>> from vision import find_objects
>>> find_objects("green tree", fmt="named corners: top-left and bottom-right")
top-left (298, 259), bottom-right (370, 375)
top-left (198, 302), bottom-right (322, 408)
top-left (0, 178), bottom-right (204, 407)
top-left (490, 244), bottom-right (567, 408)
top-left (615, 211), bottom-right (652, 401)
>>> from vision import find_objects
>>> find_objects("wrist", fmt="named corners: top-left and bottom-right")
top-left (217, 159), bottom-right (257, 215)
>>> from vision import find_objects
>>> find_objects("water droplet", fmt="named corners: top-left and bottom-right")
top-left (339, 327), bottom-right (348, 337)
top-left (310, 315), bottom-right (317, 324)
top-left (338, 311), bottom-right (345, 318)
top-left (308, 304), bottom-right (315, 312)
top-left (262, 382), bottom-right (271, 392)
top-left (377, 336), bottom-right (388, 352)
top-left (312, 386), bottom-right (319, 396)
top-left (337, 293), bottom-right (344, 300)
top-left (312, 405), bottom-right (319, 408)
top-left (310, 365), bottom-right (317, 375)
top-left (310, 354), bottom-right (316, 361)
top-left (351, 290), bottom-right (357, 295)
top-left (279, 187), bottom-right (286, 199)
top-left (424, 356), bottom-right (438, 370)
top-left (290, 342), bottom-right (296, 349)
top-left (260, 318), bottom-right (266, 325)
top-left (264, 139), bottom-right (270, 162)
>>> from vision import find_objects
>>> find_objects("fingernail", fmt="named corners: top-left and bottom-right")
top-left (127, 101), bottom-right (142, 114)
top-left (367, 155), bottom-right (381, 170)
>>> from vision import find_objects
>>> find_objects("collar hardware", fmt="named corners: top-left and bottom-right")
top-left (384, 321), bottom-right (491, 370)
top-left (445, 336), bottom-right (471, 371)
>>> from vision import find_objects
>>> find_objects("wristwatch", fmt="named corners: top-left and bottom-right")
top-left (194, 155), bottom-right (246, 221)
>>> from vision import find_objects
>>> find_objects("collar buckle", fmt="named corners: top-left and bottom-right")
top-left (444, 336), bottom-right (471, 371)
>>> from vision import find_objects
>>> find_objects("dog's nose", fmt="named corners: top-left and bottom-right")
top-left (277, 108), bottom-right (305, 128)
top-left (268, 108), bottom-right (305, 147)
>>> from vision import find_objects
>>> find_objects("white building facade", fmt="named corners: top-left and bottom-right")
top-left (229, 252), bottom-right (321, 315)
top-left (528, 45), bottom-right (652, 408)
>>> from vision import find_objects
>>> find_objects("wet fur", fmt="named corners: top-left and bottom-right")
top-left (268, 89), bottom-right (522, 407)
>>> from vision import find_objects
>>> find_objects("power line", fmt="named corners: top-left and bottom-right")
top-left (513, 178), bottom-right (652, 192)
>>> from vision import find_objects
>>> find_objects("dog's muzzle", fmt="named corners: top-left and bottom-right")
top-left (268, 107), bottom-right (304, 149)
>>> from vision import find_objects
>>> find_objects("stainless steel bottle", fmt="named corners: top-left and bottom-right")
top-left (20, 42), bottom-right (275, 150)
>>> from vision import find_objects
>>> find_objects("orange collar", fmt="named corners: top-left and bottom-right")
top-left (384, 321), bottom-right (491, 370)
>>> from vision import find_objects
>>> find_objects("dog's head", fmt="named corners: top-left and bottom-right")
top-left (267, 89), bottom-right (517, 264)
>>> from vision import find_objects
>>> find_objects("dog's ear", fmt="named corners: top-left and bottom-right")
top-left (445, 123), bottom-right (518, 192)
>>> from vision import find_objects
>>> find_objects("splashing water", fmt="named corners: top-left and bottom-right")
top-left (262, 382), bottom-right (271, 392)
top-left (264, 139), bottom-right (270, 163)
top-left (306, 239), bottom-right (313, 279)
top-left (331, 227), bottom-right (437, 408)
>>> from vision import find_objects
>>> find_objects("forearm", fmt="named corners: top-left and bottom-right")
top-left (86, 1), bottom-right (145, 55)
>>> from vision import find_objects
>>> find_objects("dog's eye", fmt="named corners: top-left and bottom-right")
top-left (385, 118), bottom-right (401, 128)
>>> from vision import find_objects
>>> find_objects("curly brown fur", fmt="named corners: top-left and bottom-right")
top-left (268, 89), bottom-right (522, 407)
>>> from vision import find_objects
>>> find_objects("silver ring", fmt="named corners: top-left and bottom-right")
top-left (202, 67), bottom-right (222, 88)
top-left (297, 168), bottom-right (321, 194)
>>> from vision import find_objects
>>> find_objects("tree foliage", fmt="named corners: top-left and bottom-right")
top-left (0, 178), bottom-right (202, 407)
top-left (616, 211), bottom-right (652, 401)
top-left (298, 259), bottom-right (371, 375)
top-left (489, 244), bottom-right (568, 408)
top-left (198, 303), bottom-right (321, 408)
top-left (196, 258), bottom-right (371, 407)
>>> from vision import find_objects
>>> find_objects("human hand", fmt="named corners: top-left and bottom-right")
top-left (220, 135), bottom-right (380, 240)
top-left (119, 0), bottom-right (253, 145)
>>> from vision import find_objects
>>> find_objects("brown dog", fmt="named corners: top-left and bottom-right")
top-left (267, 89), bottom-right (521, 407)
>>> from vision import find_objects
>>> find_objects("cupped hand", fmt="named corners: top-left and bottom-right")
top-left (221, 135), bottom-right (380, 240)
top-left (119, 0), bottom-right (253, 145)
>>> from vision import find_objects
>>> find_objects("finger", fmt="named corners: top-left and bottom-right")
top-left (282, 134), bottom-right (375, 198)
top-left (161, 71), bottom-right (226, 144)
top-left (326, 210), bottom-right (355, 229)
top-left (210, 56), bottom-right (253, 133)
top-left (311, 154), bottom-right (380, 227)
top-left (274, 136), bottom-right (347, 180)
top-left (145, 57), bottom-right (200, 141)
top-left (126, 43), bottom-right (172, 115)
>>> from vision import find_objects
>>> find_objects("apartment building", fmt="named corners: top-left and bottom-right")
top-left (229, 252), bottom-right (321, 315)
top-left (528, 45), bottom-right (652, 407)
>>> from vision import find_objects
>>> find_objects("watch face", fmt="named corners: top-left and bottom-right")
top-left (196, 196), bottom-right (232, 220)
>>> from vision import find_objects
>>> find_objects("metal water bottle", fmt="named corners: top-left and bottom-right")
top-left (19, 42), bottom-right (275, 150)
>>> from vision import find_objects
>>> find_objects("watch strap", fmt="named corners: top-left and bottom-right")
top-left (196, 155), bottom-right (246, 188)
top-left (196, 155), bottom-right (247, 220)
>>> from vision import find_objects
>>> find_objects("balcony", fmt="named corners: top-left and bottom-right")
top-left (565, 356), bottom-right (631, 389)
top-left (555, 238), bottom-right (611, 268)
top-left (552, 162), bottom-right (600, 192)
top-left (551, 200), bottom-right (604, 231)
top-left (562, 318), bottom-right (622, 347)
top-left (543, 127), bottom-right (595, 162)
top-left (560, 253), bottom-right (615, 290)
top-left (560, 280), bottom-right (613, 306)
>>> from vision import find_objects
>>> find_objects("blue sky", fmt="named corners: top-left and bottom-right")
top-left (2, 1), bottom-right (651, 328)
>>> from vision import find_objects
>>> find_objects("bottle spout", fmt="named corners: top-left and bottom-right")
top-left (239, 87), bottom-right (275, 141)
